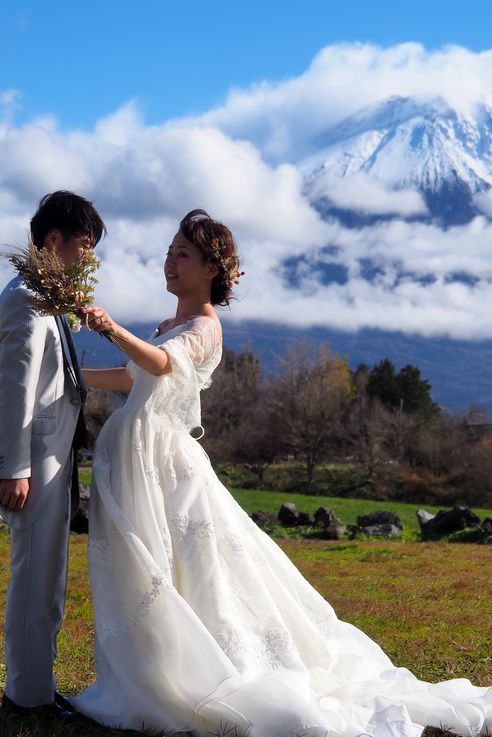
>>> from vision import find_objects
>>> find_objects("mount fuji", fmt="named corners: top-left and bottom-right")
top-left (300, 95), bottom-right (492, 226)
top-left (77, 95), bottom-right (492, 413)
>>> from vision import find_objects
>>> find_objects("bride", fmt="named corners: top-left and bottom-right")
top-left (72, 210), bottom-right (491, 737)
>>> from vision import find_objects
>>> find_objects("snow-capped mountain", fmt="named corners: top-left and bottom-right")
top-left (300, 96), bottom-right (492, 225)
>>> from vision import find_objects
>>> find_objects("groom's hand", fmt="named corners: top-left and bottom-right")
top-left (0, 478), bottom-right (30, 510)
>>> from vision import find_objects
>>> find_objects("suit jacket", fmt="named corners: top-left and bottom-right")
top-left (0, 276), bottom-right (83, 529)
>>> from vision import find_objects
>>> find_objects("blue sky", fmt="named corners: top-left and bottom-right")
top-left (1, 0), bottom-right (492, 128)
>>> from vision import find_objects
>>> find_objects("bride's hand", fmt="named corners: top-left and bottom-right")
top-left (81, 306), bottom-right (118, 334)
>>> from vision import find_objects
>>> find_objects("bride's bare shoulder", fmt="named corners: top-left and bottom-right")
top-left (156, 318), bottom-right (175, 336)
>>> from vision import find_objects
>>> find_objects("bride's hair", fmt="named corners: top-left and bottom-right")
top-left (179, 209), bottom-right (242, 307)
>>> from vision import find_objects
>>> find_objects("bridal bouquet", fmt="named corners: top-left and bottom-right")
top-left (3, 241), bottom-right (123, 348)
top-left (2, 240), bottom-right (100, 332)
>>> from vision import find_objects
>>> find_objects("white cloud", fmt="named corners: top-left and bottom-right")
top-left (307, 172), bottom-right (428, 216)
top-left (196, 43), bottom-right (492, 163)
top-left (223, 215), bottom-right (492, 340)
top-left (0, 102), bottom-right (331, 325)
top-left (2, 43), bottom-right (492, 341)
top-left (475, 189), bottom-right (492, 218)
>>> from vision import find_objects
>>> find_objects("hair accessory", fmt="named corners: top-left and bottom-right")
top-left (211, 239), bottom-right (245, 287)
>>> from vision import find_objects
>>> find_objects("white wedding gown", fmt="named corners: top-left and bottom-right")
top-left (72, 316), bottom-right (491, 737)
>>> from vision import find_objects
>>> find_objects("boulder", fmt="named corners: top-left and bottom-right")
top-left (416, 509), bottom-right (435, 532)
top-left (479, 518), bottom-right (492, 544)
top-left (297, 512), bottom-right (315, 526)
top-left (278, 502), bottom-right (299, 527)
top-left (357, 510), bottom-right (403, 531)
top-left (322, 521), bottom-right (346, 540)
top-left (419, 505), bottom-right (481, 537)
top-left (313, 507), bottom-right (336, 527)
top-left (251, 511), bottom-right (277, 528)
top-left (481, 517), bottom-right (492, 533)
top-left (359, 524), bottom-right (401, 538)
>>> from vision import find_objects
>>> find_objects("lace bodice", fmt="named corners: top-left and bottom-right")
top-left (123, 316), bottom-right (222, 433)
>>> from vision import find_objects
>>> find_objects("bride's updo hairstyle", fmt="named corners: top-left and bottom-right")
top-left (179, 209), bottom-right (243, 307)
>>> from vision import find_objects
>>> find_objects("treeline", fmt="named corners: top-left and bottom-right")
top-left (200, 343), bottom-right (492, 507)
top-left (84, 342), bottom-right (492, 507)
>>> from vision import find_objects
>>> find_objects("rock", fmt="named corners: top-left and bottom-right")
top-left (481, 517), bottom-right (492, 533)
top-left (359, 524), bottom-right (401, 538)
top-left (416, 509), bottom-right (435, 532)
top-left (278, 502), bottom-right (299, 526)
top-left (357, 511), bottom-right (403, 530)
top-left (420, 505), bottom-right (481, 537)
top-left (70, 484), bottom-right (90, 534)
top-left (478, 518), bottom-right (492, 544)
top-left (313, 507), bottom-right (336, 527)
top-left (251, 511), bottom-right (277, 528)
top-left (322, 521), bottom-right (346, 540)
top-left (297, 512), bottom-right (315, 526)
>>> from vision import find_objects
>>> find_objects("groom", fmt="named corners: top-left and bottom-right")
top-left (0, 191), bottom-right (106, 717)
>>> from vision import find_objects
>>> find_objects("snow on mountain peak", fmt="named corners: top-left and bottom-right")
top-left (300, 95), bottom-right (492, 223)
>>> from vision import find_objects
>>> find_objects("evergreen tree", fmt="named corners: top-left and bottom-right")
top-left (366, 359), bottom-right (437, 418)
top-left (397, 364), bottom-right (437, 418)
top-left (366, 359), bottom-right (400, 407)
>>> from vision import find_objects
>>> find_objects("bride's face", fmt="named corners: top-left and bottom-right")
top-left (164, 231), bottom-right (217, 297)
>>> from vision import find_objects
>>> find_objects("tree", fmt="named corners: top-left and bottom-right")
top-left (201, 347), bottom-right (262, 462)
top-left (366, 359), bottom-right (437, 419)
top-left (83, 389), bottom-right (115, 450)
top-left (366, 359), bottom-right (400, 408)
top-left (270, 342), bottom-right (353, 483)
top-left (412, 415), bottom-right (466, 479)
top-left (397, 365), bottom-right (438, 419)
top-left (226, 398), bottom-right (279, 485)
top-left (349, 366), bottom-right (394, 480)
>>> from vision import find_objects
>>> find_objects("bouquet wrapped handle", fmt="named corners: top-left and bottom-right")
top-left (69, 312), bottom-right (123, 351)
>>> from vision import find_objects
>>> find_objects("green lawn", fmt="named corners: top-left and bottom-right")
top-left (230, 487), bottom-right (492, 532)
top-left (79, 467), bottom-right (492, 535)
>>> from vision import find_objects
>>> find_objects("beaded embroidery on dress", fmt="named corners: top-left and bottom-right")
top-left (72, 316), bottom-right (491, 737)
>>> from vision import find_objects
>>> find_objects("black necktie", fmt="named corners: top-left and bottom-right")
top-left (55, 316), bottom-right (89, 519)
top-left (56, 316), bottom-right (88, 403)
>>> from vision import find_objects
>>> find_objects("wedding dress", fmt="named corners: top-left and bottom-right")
top-left (72, 316), bottom-right (491, 737)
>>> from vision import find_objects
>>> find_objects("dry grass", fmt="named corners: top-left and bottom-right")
top-left (281, 538), bottom-right (492, 684)
top-left (0, 528), bottom-right (490, 736)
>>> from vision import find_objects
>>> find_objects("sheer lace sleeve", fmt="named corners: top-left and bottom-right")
top-left (155, 318), bottom-right (221, 393)
top-left (159, 317), bottom-right (220, 370)
top-left (125, 360), bottom-right (136, 380)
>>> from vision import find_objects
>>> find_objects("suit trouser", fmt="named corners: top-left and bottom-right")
top-left (4, 457), bottom-right (72, 707)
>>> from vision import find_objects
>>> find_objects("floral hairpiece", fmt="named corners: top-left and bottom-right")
top-left (211, 238), bottom-right (245, 288)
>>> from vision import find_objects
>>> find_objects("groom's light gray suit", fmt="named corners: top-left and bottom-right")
top-left (0, 275), bottom-right (85, 706)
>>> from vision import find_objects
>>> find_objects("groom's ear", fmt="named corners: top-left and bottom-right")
top-left (43, 228), bottom-right (63, 251)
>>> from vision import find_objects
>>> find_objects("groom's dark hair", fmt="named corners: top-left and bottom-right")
top-left (30, 191), bottom-right (106, 250)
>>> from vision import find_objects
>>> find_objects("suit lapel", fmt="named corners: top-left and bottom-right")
top-left (55, 316), bottom-right (88, 452)
top-left (55, 316), bottom-right (87, 402)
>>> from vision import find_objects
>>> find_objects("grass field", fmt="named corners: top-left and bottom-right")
top-left (230, 487), bottom-right (492, 534)
top-left (78, 468), bottom-right (492, 537)
top-left (0, 523), bottom-right (490, 736)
